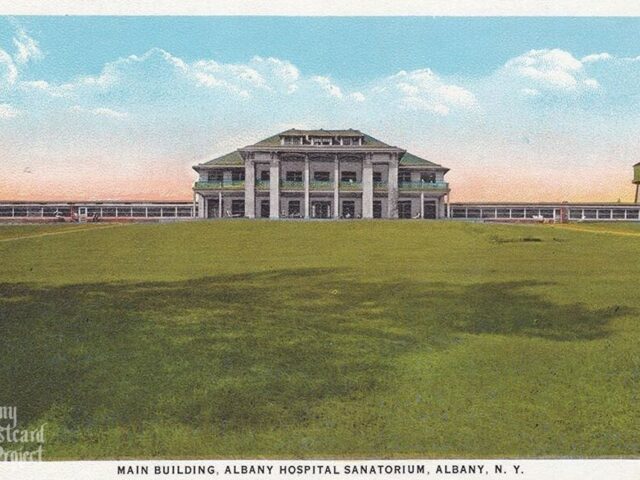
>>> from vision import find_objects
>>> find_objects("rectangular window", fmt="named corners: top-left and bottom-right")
top-left (208, 171), bottom-right (223, 182)
top-left (373, 201), bottom-right (382, 218)
top-left (423, 201), bottom-right (437, 219)
top-left (260, 200), bottom-right (270, 218)
top-left (260, 170), bottom-right (270, 181)
top-left (288, 200), bottom-right (301, 217)
top-left (398, 171), bottom-right (412, 183)
top-left (284, 137), bottom-right (302, 145)
top-left (341, 171), bottom-right (357, 182)
top-left (398, 201), bottom-right (412, 219)
top-left (286, 171), bottom-right (303, 182)
top-left (314, 171), bottom-right (330, 181)
top-left (342, 201), bottom-right (355, 218)
top-left (231, 200), bottom-right (245, 217)
top-left (312, 138), bottom-right (332, 145)
top-left (343, 137), bottom-right (361, 145)
top-left (231, 170), bottom-right (245, 181)
top-left (420, 172), bottom-right (436, 183)
top-left (373, 172), bottom-right (383, 183)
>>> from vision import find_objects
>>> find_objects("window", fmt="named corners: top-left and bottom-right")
top-left (341, 171), bottom-right (357, 182)
top-left (421, 172), bottom-right (436, 183)
top-left (398, 201), bottom-right (412, 219)
top-left (312, 138), bottom-right (332, 145)
top-left (260, 200), bottom-right (270, 218)
top-left (288, 201), bottom-right (301, 217)
top-left (423, 201), bottom-right (437, 219)
top-left (398, 171), bottom-right (412, 183)
top-left (342, 201), bottom-right (355, 218)
top-left (231, 200), bottom-right (245, 217)
top-left (260, 170), bottom-right (270, 181)
top-left (373, 172), bottom-right (383, 183)
top-left (286, 171), bottom-right (303, 182)
top-left (283, 137), bottom-right (302, 145)
top-left (373, 201), bottom-right (382, 218)
top-left (231, 170), bottom-right (245, 181)
top-left (314, 171), bottom-right (330, 181)
top-left (208, 171), bottom-right (223, 182)
top-left (341, 137), bottom-right (361, 146)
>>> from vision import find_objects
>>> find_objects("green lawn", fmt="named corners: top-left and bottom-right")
top-left (0, 220), bottom-right (638, 459)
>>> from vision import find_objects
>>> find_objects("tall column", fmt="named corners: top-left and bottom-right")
top-left (218, 192), bottom-right (223, 218)
top-left (333, 155), bottom-right (340, 218)
top-left (362, 153), bottom-right (373, 219)
top-left (269, 155), bottom-right (280, 219)
top-left (304, 155), bottom-right (310, 219)
top-left (196, 193), bottom-right (206, 218)
top-left (420, 192), bottom-right (425, 219)
top-left (387, 154), bottom-right (399, 218)
top-left (244, 159), bottom-right (255, 218)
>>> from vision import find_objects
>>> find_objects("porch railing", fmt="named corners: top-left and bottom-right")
top-left (194, 180), bottom-right (245, 190)
top-left (339, 180), bottom-right (362, 191)
top-left (399, 181), bottom-right (449, 191)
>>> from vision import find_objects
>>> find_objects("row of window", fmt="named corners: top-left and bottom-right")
top-left (207, 171), bottom-right (438, 183)
top-left (450, 208), bottom-right (640, 219)
top-left (282, 136), bottom-right (362, 146)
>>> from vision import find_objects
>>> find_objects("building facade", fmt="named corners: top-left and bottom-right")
top-left (193, 129), bottom-right (450, 219)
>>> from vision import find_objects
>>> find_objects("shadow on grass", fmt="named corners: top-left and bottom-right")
top-left (0, 269), bottom-right (631, 444)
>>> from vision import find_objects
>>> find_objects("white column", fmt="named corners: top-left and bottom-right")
top-left (333, 155), bottom-right (340, 218)
top-left (387, 154), bottom-right (399, 218)
top-left (218, 192), bottom-right (223, 218)
top-left (196, 194), bottom-right (205, 218)
top-left (269, 156), bottom-right (280, 219)
top-left (304, 155), bottom-right (310, 219)
top-left (362, 153), bottom-right (373, 219)
top-left (244, 159), bottom-right (255, 218)
top-left (420, 192), bottom-right (425, 219)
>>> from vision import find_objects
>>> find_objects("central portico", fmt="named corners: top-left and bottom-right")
top-left (193, 129), bottom-right (450, 219)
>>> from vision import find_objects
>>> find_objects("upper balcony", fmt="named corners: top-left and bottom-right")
top-left (399, 181), bottom-right (449, 191)
top-left (194, 180), bottom-right (245, 190)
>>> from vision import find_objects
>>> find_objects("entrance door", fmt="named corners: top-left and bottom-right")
top-left (207, 199), bottom-right (220, 218)
top-left (313, 201), bottom-right (331, 218)
top-left (423, 201), bottom-right (436, 219)
top-left (398, 201), bottom-right (412, 219)
top-left (260, 200), bottom-right (270, 218)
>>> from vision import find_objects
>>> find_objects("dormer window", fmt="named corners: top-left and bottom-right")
top-left (341, 137), bottom-right (362, 146)
top-left (311, 137), bottom-right (332, 146)
top-left (283, 136), bottom-right (303, 145)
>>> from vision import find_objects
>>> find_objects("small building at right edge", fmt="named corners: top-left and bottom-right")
top-left (634, 162), bottom-right (640, 203)
top-left (192, 129), bottom-right (450, 219)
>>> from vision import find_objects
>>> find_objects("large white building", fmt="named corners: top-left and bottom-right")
top-left (192, 129), bottom-right (450, 219)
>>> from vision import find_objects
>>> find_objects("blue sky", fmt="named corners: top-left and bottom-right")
top-left (9, 17), bottom-right (640, 83)
top-left (2, 16), bottom-right (640, 201)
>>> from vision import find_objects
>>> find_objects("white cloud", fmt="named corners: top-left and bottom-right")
top-left (0, 103), bottom-right (19, 119)
top-left (0, 49), bottom-right (18, 87)
top-left (349, 92), bottom-right (366, 102)
top-left (311, 75), bottom-right (343, 98)
top-left (12, 28), bottom-right (43, 65)
top-left (581, 53), bottom-right (612, 64)
top-left (70, 105), bottom-right (128, 118)
top-left (379, 68), bottom-right (476, 115)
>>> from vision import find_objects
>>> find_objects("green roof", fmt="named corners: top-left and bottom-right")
top-left (251, 129), bottom-right (392, 148)
top-left (202, 150), bottom-right (244, 166)
top-left (399, 152), bottom-right (441, 167)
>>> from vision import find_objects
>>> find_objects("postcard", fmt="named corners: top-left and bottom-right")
top-left (0, 2), bottom-right (639, 479)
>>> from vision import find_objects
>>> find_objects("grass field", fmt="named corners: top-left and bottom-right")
top-left (0, 220), bottom-right (638, 459)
